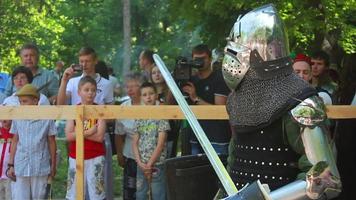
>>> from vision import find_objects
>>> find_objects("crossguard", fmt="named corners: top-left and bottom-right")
top-left (223, 180), bottom-right (271, 200)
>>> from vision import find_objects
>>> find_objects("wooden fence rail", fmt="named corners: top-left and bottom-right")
top-left (0, 105), bottom-right (355, 200)
top-left (1, 105), bottom-right (356, 120)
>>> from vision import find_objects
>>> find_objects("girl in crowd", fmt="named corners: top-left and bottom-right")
top-left (150, 66), bottom-right (179, 158)
top-left (150, 66), bottom-right (170, 104)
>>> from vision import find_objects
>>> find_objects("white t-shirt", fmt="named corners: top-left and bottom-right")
top-left (114, 99), bottom-right (136, 159)
top-left (109, 75), bottom-right (120, 89)
top-left (66, 74), bottom-right (114, 105)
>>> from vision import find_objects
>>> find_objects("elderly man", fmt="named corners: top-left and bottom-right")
top-left (4, 44), bottom-right (58, 102)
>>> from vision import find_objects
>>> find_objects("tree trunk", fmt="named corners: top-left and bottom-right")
top-left (122, 0), bottom-right (131, 75)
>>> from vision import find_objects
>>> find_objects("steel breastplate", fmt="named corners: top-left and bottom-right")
top-left (229, 117), bottom-right (300, 190)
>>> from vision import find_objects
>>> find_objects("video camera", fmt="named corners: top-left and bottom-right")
top-left (173, 56), bottom-right (205, 87)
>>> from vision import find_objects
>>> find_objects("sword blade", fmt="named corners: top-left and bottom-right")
top-left (153, 54), bottom-right (238, 196)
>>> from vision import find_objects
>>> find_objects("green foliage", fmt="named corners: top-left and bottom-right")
top-left (168, 0), bottom-right (356, 55)
top-left (0, 0), bottom-right (65, 71)
top-left (0, 0), bottom-right (124, 73)
top-left (0, 0), bottom-right (355, 78)
top-left (129, 0), bottom-right (202, 70)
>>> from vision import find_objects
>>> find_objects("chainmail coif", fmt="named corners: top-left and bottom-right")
top-left (226, 65), bottom-right (315, 132)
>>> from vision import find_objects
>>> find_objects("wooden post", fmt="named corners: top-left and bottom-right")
top-left (75, 105), bottom-right (84, 200)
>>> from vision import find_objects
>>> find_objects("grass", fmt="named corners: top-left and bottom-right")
top-left (52, 139), bottom-right (123, 199)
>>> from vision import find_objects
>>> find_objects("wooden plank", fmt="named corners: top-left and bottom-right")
top-left (75, 106), bottom-right (84, 200)
top-left (0, 105), bottom-right (355, 120)
top-left (0, 105), bottom-right (77, 119)
top-left (84, 105), bottom-right (356, 119)
top-left (84, 105), bottom-right (228, 119)
top-left (326, 105), bottom-right (356, 119)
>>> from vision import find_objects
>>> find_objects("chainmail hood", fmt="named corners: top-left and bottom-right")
top-left (226, 59), bottom-right (316, 132)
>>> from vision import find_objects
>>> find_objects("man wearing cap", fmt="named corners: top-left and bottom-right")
top-left (7, 84), bottom-right (57, 200)
top-left (292, 53), bottom-right (332, 105)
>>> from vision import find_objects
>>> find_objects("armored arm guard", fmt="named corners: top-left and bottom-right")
top-left (270, 96), bottom-right (341, 200)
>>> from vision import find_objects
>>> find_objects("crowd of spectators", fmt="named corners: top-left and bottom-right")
top-left (0, 42), bottom-right (354, 199)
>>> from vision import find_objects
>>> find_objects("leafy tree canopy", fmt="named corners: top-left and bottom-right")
top-left (168, 0), bottom-right (356, 56)
top-left (0, 0), bottom-right (354, 78)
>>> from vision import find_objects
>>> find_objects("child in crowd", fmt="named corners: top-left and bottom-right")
top-left (150, 65), bottom-right (179, 158)
top-left (0, 120), bottom-right (13, 199)
top-left (132, 82), bottom-right (170, 200)
top-left (65, 76), bottom-right (106, 200)
top-left (7, 84), bottom-right (57, 199)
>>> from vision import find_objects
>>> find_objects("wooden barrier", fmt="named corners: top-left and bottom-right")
top-left (1, 105), bottom-right (356, 120)
top-left (75, 106), bottom-right (84, 200)
top-left (0, 105), bottom-right (355, 200)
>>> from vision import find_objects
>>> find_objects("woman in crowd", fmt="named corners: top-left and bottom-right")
top-left (150, 66), bottom-right (170, 104)
top-left (3, 66), bottom-right (49, 106)
top-left (115, 72), bottom-right (144, 200)
top-left (150, 66), bottom-right (179, 158)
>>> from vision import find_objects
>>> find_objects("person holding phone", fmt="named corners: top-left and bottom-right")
top-left (56, 47), bottom-right (114, 105)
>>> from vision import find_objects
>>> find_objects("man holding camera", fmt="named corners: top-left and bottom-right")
top-left (57, 47), bottom-right (113, 105)
top-left (182, 44), bottom-right (231, 155)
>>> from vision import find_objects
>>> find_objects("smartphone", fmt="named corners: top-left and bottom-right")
top-left (71, 64), bottom-right (82, 72)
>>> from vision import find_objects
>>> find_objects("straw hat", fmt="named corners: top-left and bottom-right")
top-left (16, 84), bottom-right (39, 99)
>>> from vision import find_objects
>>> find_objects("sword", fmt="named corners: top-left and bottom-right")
top-left (153, 54), bottom-right (238, 196)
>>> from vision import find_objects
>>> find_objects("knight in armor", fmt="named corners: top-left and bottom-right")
top-left (221, 4), bottom-right (341, 200)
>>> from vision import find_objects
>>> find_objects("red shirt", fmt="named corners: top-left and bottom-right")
top-left (0, 127), bottom-right (13, 140)
top-left (68, 118), bottom-right (105, 159)
top-left (0, 127), bottom-right (12, 178)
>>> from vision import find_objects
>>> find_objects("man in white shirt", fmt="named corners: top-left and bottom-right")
top-left (57, 47), bottom-right (113, 105)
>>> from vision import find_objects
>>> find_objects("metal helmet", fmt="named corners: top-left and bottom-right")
top-left (222, 4), bottom-right (291, 91)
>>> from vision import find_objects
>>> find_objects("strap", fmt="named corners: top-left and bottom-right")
top-left (0, 142), bottom-right (8, 176)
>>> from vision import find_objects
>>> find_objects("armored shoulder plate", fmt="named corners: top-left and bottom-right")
top-left (290, 95), bottom-right (327, 127)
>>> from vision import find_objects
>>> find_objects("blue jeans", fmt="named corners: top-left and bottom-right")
top-left (123, 158), bottom-right (137, 200)
top-left (191, 142), bottom-right (229, 155)
top-left (136, 164), bottom-right (166, 200)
